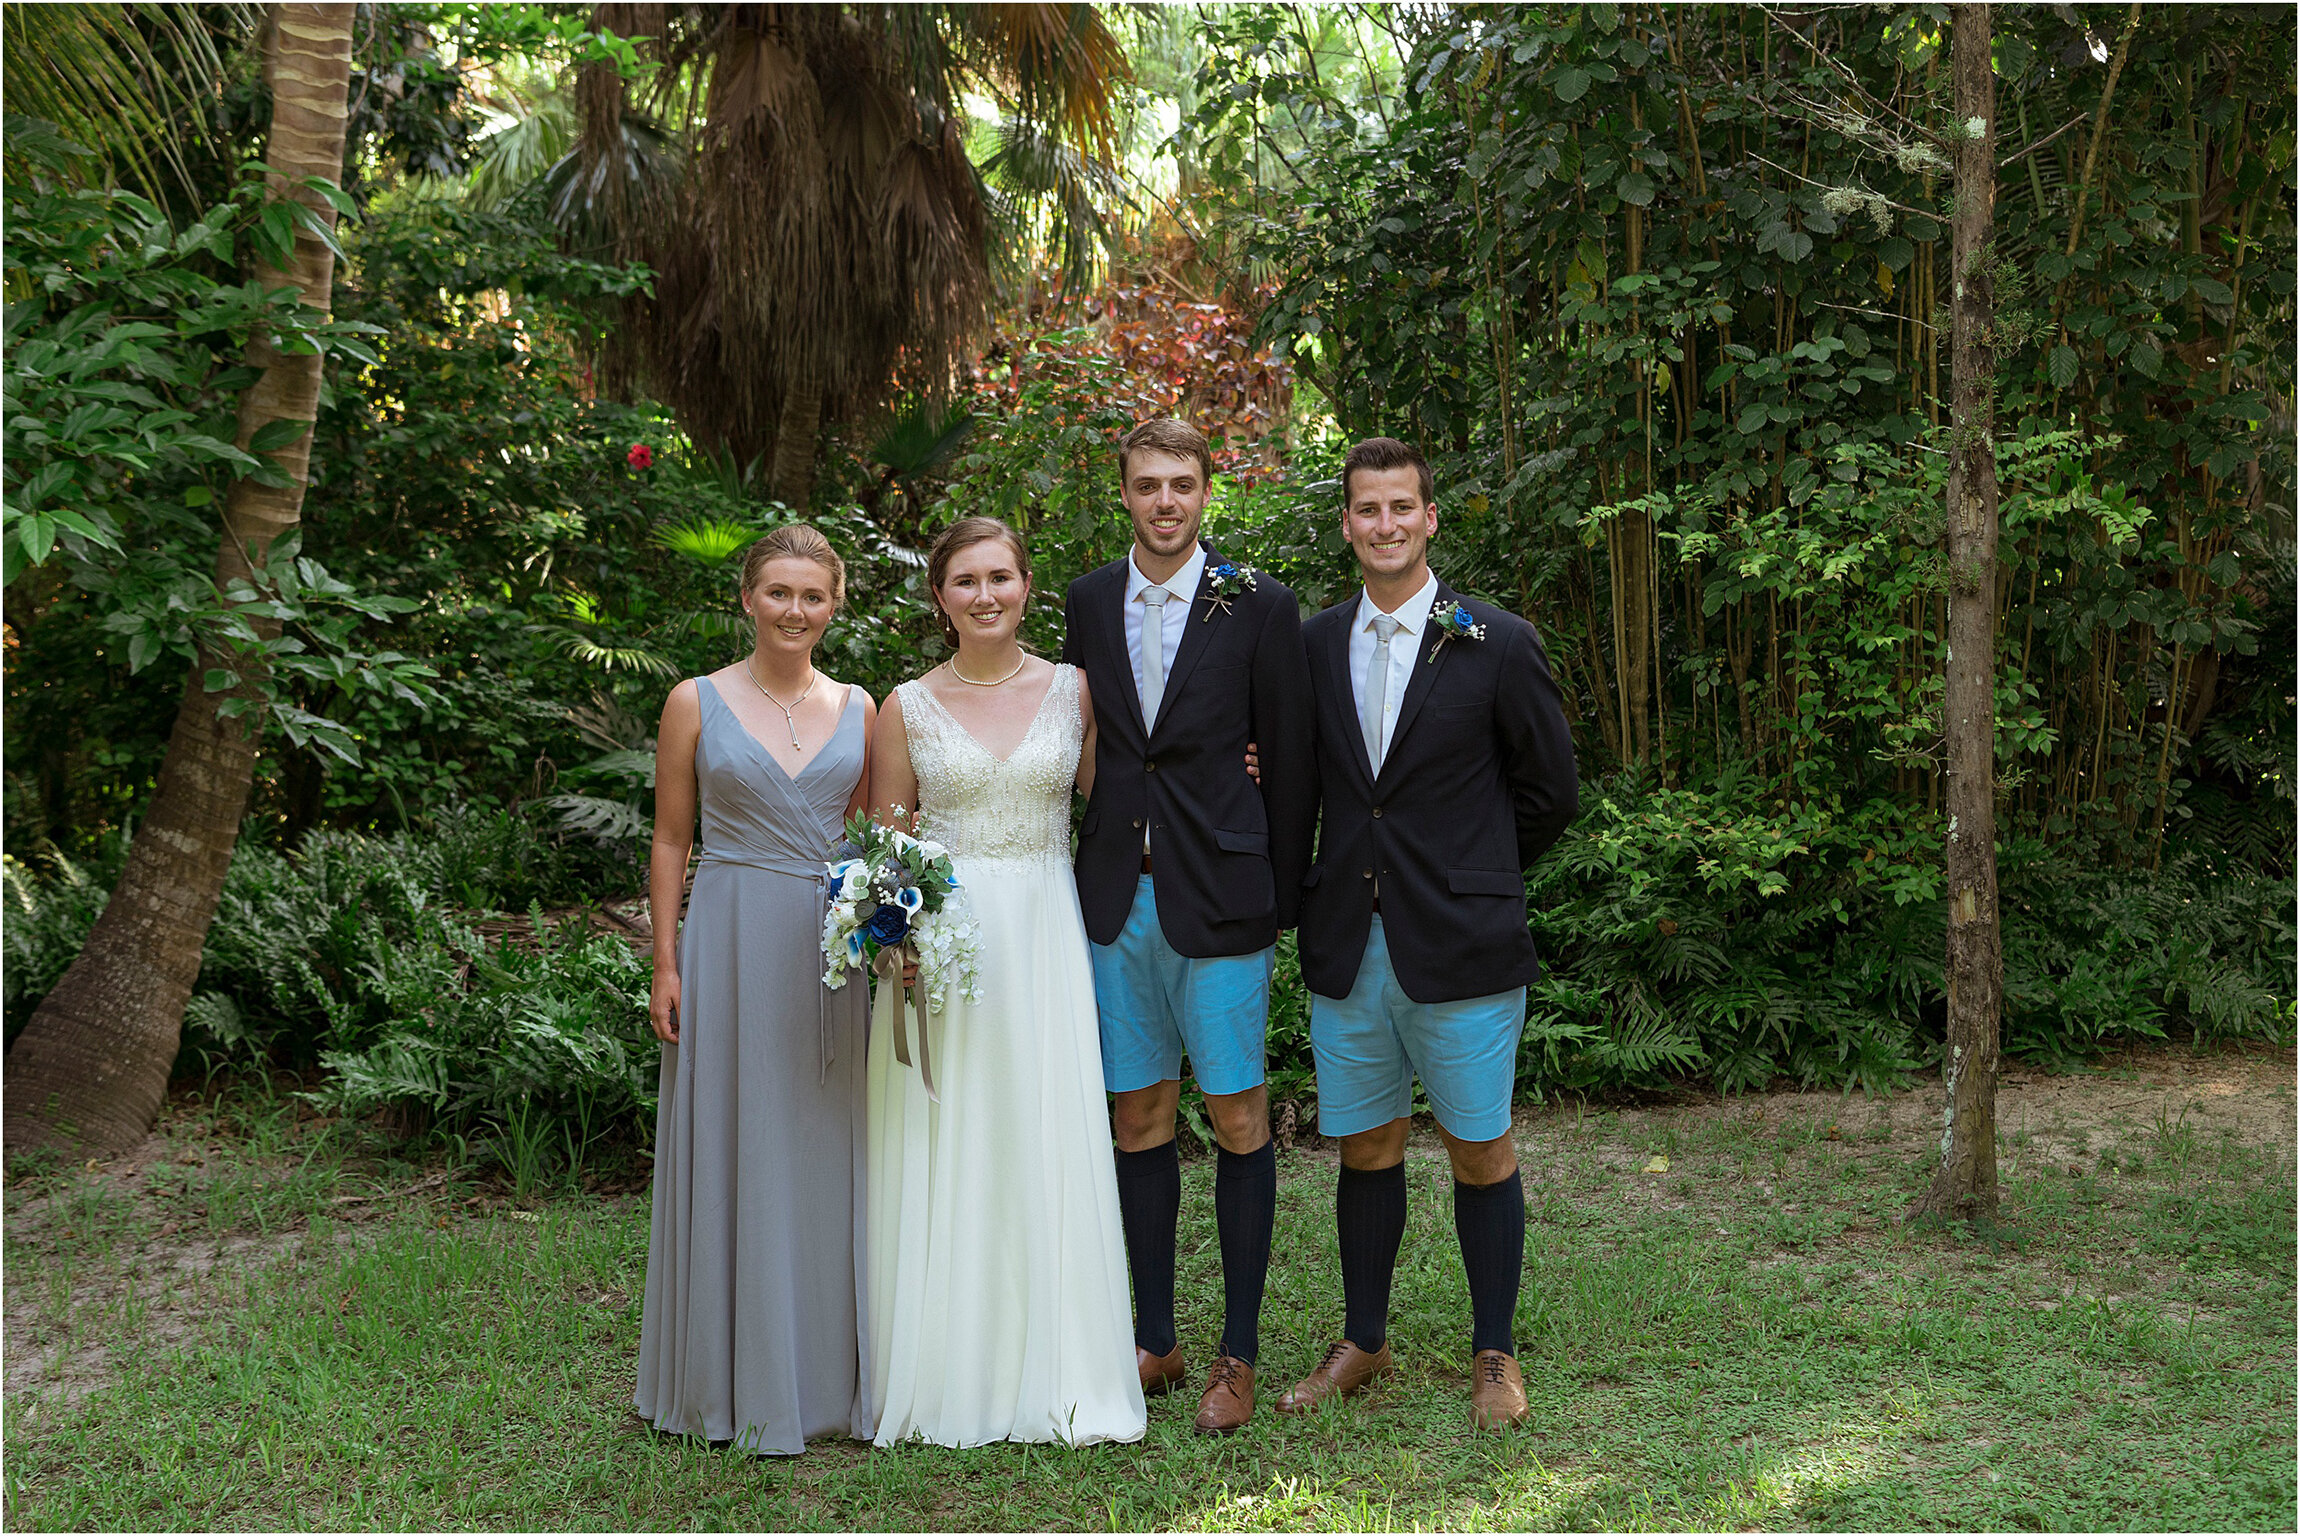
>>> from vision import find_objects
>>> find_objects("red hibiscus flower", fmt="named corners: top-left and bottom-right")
top-left (626, 443), bottom-right (654, 470)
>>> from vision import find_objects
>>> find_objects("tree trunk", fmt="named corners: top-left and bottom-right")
top-left (1617, 506), bottom-right (1655, 765)
top-left (3, 3), bottom-right (355, 1156)
top-left (1908, 2), bottom-right (2003, 1225)
top-left (771, 370), bottom-right (822, 510)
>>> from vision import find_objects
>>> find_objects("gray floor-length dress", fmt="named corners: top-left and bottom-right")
top-left (634, 676), bottom-right (872, 1453)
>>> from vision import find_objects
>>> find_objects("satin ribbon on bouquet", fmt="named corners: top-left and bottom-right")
top-left (872, 942), bottom-right (938, 1102)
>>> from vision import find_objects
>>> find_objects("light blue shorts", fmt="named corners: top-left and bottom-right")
top-left (1091, 876), bottom-right (1272, 1097)
top-left (1309, 916), bottom-right (1525, 1141)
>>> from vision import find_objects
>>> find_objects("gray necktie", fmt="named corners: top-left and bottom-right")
top-left (1362, 612), bottom-right (1400, 773)
top-left (1139, 585), bottom-right (1172, 730)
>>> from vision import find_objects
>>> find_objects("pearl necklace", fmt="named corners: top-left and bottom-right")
top-left (948, 653), bottom-right (1026, 687)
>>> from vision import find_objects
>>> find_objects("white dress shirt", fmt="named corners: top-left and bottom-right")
top-left (1123, 542), bottom-right (1207, 709)
top-left (1348, 572), bottom-right (1439, 765)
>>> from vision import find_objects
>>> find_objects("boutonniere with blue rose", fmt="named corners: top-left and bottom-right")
top-left (1199, 560), bottom-right (1258, 622)
top-left (1427, 599), bottom-right (1486, 661)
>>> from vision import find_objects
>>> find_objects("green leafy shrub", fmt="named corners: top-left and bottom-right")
top-left (4, 810), bottom-right (652, 1177)
top-left (1522, 766), bottom-right (1941, 1097)
top-left (2, 835), bottom-right (128, 1050)
top-left (1998, 841), bottom-right (2294, 1066)
top-left (1516, 771), bottom-right (2291, 1098)
top-left (307, 914), bottom-right (654, 1176)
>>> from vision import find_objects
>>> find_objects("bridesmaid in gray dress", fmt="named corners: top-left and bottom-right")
top-left (635, 524), bottom-right (877, 1454)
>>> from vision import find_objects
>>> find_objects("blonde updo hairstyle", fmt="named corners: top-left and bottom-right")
top-left (925, 516), bottom-right (1031, 648)
top-left (739, 523), bottom-right (847, 613)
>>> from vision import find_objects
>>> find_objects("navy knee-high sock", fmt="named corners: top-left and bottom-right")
top-left (1453, 1170), bottom-right (1526, 1357)
top-left (1115, 1141), bottom-right (1181, 1356)
top-left (1214, 1140), bottom-right (1276, 1364)
top-left (1336, 1162), bottom-right (1408, 1352)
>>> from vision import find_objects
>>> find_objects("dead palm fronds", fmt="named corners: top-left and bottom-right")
top-left (567, 2), bottom-right (1128, 507)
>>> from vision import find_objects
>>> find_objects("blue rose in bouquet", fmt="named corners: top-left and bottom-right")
top-left (864, 897), bottom-right (914, 944)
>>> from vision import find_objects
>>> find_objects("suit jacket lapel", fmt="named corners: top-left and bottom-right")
top-left (1325, 602), bottom-right (1376, 789)
top-left (1095, 559), bottom-right (1147, 740)
top-left (1378, 579), bottom-right (1457, 785)
top-left (1147, 540), bottom-right (1222, 744)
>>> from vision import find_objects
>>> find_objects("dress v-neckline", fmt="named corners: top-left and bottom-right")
top-left (706, 676), bottom-right (852, 783)
top-left (912, 667), bottom-right (1062, 766)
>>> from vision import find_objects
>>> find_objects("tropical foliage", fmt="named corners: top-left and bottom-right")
top-left (1196, 3), bottom-right (2296, 1089)
top-left (2, 3), bottom-right (2291, 1163)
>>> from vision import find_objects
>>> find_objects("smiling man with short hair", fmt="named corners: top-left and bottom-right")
top-left (1062, 417), bottom-right (1317, 1433)
top-left (1282, 435), bottom-right (1578, 1430)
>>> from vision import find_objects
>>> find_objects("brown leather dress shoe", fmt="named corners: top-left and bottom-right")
top-left (1137, 1342), bottom-right (1187, 1397)
top-left (1275, 1339), bottom-right (1395, 1415)
top-left (1469, 1349), bottom-right (1529, 1428)
top-left (1193, 1356), bottom-right (1255, 1434)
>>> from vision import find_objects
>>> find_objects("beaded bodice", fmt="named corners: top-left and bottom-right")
top-left (898, 665), bottom-right (1081, 869)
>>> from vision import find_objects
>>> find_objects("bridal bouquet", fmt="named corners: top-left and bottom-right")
top-left (820, 810), bottom-right (981, 1014)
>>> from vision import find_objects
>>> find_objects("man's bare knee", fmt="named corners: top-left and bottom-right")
top-left (1204, 1084), bottom-right (1270, 1155)
top-left (1440, 1128), bottom-right (1518, 1186)
top-left (1111, 1082), bottom-right (1180, 1152)
top-left (1338, 1119), bottom-right (1409, 1171)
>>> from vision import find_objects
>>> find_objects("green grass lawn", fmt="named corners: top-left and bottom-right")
top-left (5, 1047), bottom-right (2293, 1531)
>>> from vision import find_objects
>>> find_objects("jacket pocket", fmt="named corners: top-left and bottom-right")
top-left (1300, 865), bottom-right (1324, 888)
top-left (1447, 868), bottom-right (1522, 897)
top-left (1214, 828), bottom-right (1270, 856)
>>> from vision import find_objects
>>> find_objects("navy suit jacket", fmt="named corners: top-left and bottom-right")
top-left (1297, 580), bottom-right (1578, 1003)
top-left (1063, 542), bottom-right (1318, 956)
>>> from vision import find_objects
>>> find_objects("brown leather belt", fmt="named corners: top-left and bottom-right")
top-left (1141, 854), bottom-right (1155, 875)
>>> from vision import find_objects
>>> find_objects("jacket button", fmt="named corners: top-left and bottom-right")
top-left (1372, 806), bottom-right (1383, 819)
top-left (1361, 868), bottom-right (1372, 879)
top-left (1146, 761), bottom-right (1156, 772)
top-left (1132, 818), bottom-right (1142, 829)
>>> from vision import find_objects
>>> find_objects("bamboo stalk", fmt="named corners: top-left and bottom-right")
top-left (2064, 1), bottom-right (2143, 270)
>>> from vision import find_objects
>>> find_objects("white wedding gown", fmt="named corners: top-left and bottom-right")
top-left (865, 664), bottom-right (1146, 1448)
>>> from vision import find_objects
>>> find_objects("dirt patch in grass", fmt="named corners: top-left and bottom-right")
top-left (2, 1086), bottom-right (491, 1418)
top-left (1485, 1037), bottom-right (2294, 1201)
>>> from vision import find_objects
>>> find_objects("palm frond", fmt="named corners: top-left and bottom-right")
top-left (654, 514), bottom-right (757, 566)
top-left (534, 793), bottom-right (652, 848)
top-left (958, 3), bottom-right (1131, 162)
top-left (565, 691), bottom-right (651, 753)
top-left (978, 114), bottom-right (1125, 292)
top-left (577, 749), bottom-right (656, 789)
top-left (468, 90), bottom-right (578, 211)
top-left (536, 625), bottom-right (680, 678)
top-left (868, 399), bottom-right (976, 483)
top-left (568, 3), bottom-right (1126, 469)
top-left (659, 608), bottom-right (753, 642)
top-left (541, 110), bottom-right (683, 259)
top-left (0, 3), bottom-right (250, 201)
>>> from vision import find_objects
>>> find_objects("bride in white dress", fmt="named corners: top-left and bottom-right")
top-left (863, 516), bottom-right (1146, 1448)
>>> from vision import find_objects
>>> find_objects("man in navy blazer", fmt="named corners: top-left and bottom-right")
top-left (1063, 418), bottom-right (1317, 1433)
top-left (1276, 437), bottom-right (1578, 1431)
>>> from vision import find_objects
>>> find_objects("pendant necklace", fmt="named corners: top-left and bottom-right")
top-left (949, 653), bottom-right (1026, 687)
top-left (744, 656), bottom-right (817, 751)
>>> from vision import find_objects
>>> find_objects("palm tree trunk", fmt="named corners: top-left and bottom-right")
top-left (771, 370), bottom-right (823, 510)
top-left (1908, 3), bottom-right (2003, 1225)
top-left (4, 3), bottom-right (356, 1156)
